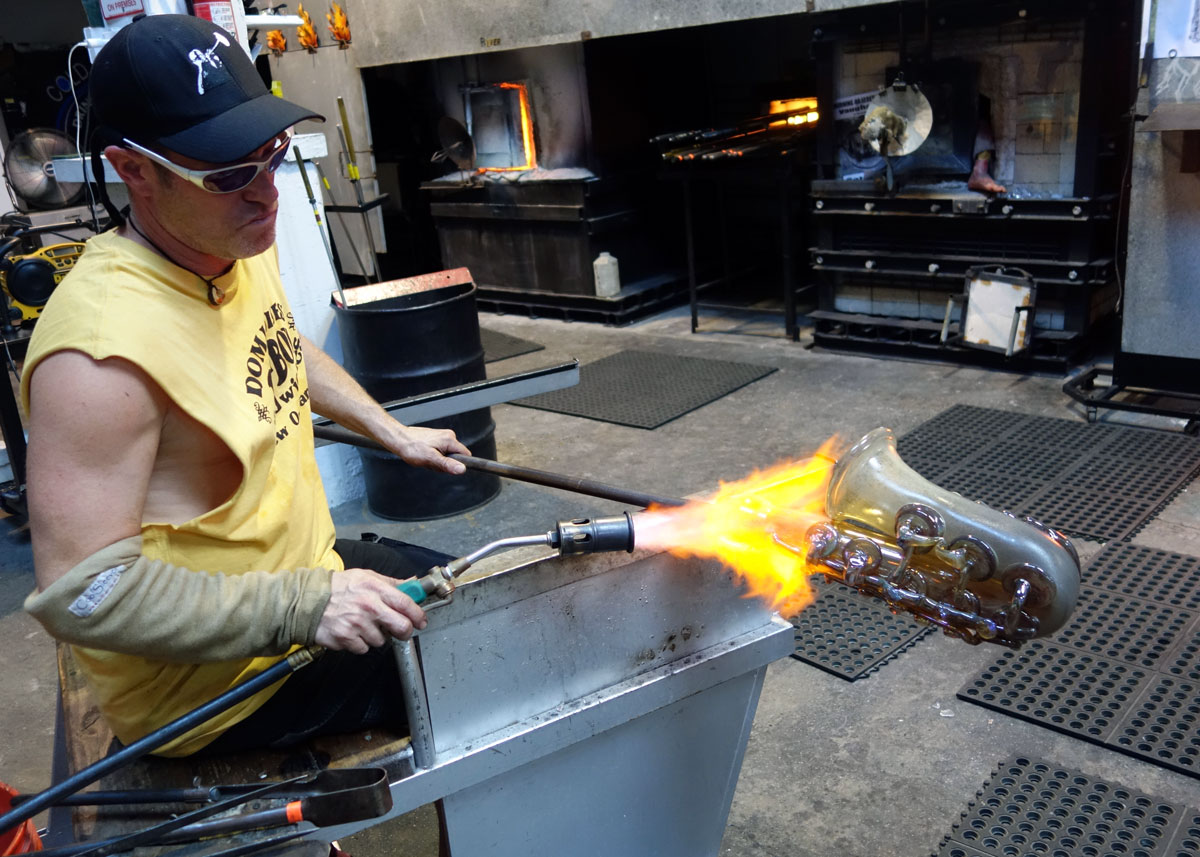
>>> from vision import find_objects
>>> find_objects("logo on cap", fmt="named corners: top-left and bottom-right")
top-left (188, 31), bottom-right (231, 95)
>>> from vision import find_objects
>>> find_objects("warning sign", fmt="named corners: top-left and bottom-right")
top-left (834, 90), bottom-right (878, 121)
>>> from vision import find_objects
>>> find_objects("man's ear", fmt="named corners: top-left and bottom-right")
top-left (104, 145), bottom-right (157, 194)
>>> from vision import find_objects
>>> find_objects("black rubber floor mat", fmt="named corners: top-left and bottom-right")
top-left (896, 404), bottom-right (1200, 542)
top-left (1083, 542), bottom-right (1200, 612)
top-left (959, 542), bottom-right (1200, 779)
top-left (932, 755), bottom-right (1195, 857)
top-left (959, 642), bottom-right (1151, 743)
top-left (512, 350), bottom-right (776, 429)
top-left (480, 327), bottom-right (544, 363)
top-left (789, 578), bottom-right (931, 680)
top-left (1051, 586), bottom-right (1196, 672)
top-left (1111, 676), bottom-right (1200, 775)
top-left (1166, 809), bottom-right (1200, 857)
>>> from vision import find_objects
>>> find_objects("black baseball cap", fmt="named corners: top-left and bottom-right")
top-left (90, 14), bottom-right (324, 163)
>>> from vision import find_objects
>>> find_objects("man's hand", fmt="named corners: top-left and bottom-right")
top-left (314, 568), bottom-right (429, 653)
top-left (299, 334), bottom-right (472, 475)
top-left (382, 425), bottom-right (471, 475)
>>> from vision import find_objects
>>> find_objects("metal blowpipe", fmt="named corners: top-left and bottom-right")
top-left (797, 428), bottom-right (1081, 647)
top-left (310, 421), bottom-right (686, 509)
top-left (336, 95), bottom-right (381, 283)
top-left (292, 144), bottom-right (346, 308)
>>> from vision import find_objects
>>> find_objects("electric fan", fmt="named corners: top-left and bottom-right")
top-left (3, 128), bottom-right (85, 211)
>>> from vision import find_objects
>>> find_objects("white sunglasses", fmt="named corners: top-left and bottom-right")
top-left (122, 132), bottom-right (292, 193)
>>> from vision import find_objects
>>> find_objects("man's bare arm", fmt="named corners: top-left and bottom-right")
top-left (300, 334), bottom-right (469, 474)
top-left (26, 351), bottom-right (165, 589)
top-left (25, 350), bottom-right (425, 653)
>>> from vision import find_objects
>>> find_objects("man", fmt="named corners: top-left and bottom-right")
top-left (967, 99), bottom-right (1006, 195)
top-left (21, 14), bottom-right (469, 757)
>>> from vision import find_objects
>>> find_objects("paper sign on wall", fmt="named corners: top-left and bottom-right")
top-left (101, 0), bottom-right (146, 23)
top-left (834, 90), bottom-right (878, 121)
top-left (192, 1), bottom-right (250, 53)
top-left (192, 1), bottom-right (237, 33)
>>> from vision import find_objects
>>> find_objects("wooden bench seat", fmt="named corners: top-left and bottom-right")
top-left (53, 644), bottom-right (410, 851)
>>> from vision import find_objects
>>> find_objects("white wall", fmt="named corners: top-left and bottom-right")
top-left (346, 0), bottom-right (897, 67)
top-left (273, 133), bottom-right (365, 507)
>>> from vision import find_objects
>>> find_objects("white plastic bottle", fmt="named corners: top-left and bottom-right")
top-left (593, 252), bottom-right (621, 298)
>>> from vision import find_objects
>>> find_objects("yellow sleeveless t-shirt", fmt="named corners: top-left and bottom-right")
top-left (21, 229), bottom-right (343, 756)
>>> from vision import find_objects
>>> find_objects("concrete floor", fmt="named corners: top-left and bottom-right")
top-left (3, 305), bottom-right (1199, 855)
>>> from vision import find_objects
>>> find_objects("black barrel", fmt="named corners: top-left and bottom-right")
top-left (334, 281), bottom-right (500, 520)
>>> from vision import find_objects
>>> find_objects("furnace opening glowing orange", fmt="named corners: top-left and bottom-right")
top-left (475, 82), bottom-right (537, 173)
top-left (768, 97), bottom-right (820, 127)
top-left (635, 438), bottom-right (840, 616)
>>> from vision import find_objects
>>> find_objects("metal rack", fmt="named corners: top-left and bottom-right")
top-left (662, 158), bottom-right (813, 340)
top-left (806, 183), bottom-right (1118, 368)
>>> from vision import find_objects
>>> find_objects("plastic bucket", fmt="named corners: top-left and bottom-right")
top-left (334, 280), bottom-right (501, 520)
top-left (0, 782), bottom-right (43, 855)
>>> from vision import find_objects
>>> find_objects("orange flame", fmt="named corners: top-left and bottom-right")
top-left (477, 82), bottom-right (537, 173)
top-left (635, 439), bottom-right (840, 616)
top-left (327, 3), bottom-right (351, 46)
top-left (297, 3), bottom-right (320, 52)
top-left (266, 29), bottom-right (287, 57)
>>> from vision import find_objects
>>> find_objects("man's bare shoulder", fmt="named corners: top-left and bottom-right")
top-left (25, 351), bottom-right (171, 587)
top-left (27, 349), bottom-right (169, 435)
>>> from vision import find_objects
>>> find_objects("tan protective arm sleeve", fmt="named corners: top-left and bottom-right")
top-left (25, 536), bottom-right (334, 663)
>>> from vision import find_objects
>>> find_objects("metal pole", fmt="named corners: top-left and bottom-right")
top-left (311, 423), bottom-right (686, 509)
top-left (0, 648), bottom-right (322, 837)
top-left (312, 160), bottom-right (372, 282)
top-left (293, 145), bottom-right (347, 307)
top-left (336, 97), bottom-right (381, 283)
top-left (685, 179), bottom-right (698, 334)
top-left (393, 640), bottom-right (435, 770)
top-left (782, 164), bottom-right (796, 341)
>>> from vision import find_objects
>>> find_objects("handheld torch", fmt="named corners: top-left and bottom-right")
top-left (393, 513), bottom-right (637, 606)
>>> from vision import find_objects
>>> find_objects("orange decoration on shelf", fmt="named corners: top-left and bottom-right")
top-left (327, 3), bottom-right (352, 48)
top-left (297, 3), bottom-right (320, 52)
top-left (265, 29), bottom-right (287, 57)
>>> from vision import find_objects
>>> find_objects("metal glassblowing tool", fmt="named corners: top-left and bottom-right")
top-left (292, 144), bottom-right (346, 308)
top-left (799, 428), bottom-right (1081, 647)
top-left (335, 95), bottom-right (381, 283)
top-left (311, 158), bottom-right (372, 284)
top-left (393, 513), bottom-right (636, 606)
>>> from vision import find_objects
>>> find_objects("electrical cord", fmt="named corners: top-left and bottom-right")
top-left (67, 40), bottom-right (101, 234)
top-left (22, 229), bottom-right (86, 244)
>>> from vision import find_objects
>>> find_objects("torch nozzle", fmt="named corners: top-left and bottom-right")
top-left (551, 513), bottom-right (635, 555)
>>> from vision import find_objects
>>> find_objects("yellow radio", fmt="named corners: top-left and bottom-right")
top-left (1, 241), bottom-right (85, 322)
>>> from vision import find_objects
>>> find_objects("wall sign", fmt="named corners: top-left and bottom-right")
top-left (101, 0), bottom-right (146, 23)
top-left (192, 1), bottom-right (238, 34)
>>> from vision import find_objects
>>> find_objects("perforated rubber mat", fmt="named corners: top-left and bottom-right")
top-left (480, 327), bottom-right (544, 363)
top-left (959, 542), bottom-right (1200, 779)
top-left (896, 404), bottom-right (1200, 542)
top-left (932, 755), bottom-right (1198, 857)
top-left (513, 350), bottom-right (776, 429)
top-left (789, 577), bottom-right (931, 680)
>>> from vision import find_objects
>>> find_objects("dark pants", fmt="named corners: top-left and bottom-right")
top-left (201, 537), bottom-right (454, 755)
